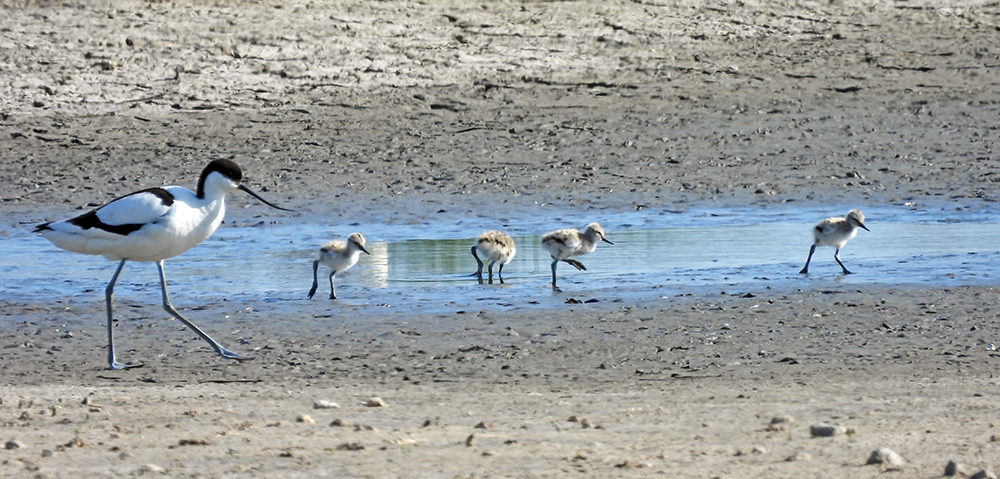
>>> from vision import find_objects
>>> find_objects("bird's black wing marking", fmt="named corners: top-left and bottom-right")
top-left (479, 236), bottom-right (502, 247)
top-left (67, 210), bottom-right (146, 235)
top-left (64, 188), bottom-right (175, 236)
top-left (544, 235), bottom-right (568, 246)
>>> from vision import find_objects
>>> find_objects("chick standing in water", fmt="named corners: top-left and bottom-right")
top-left (308, 232), bottom-right (370, 299)
top-left (799, 209), bottom-right (869, 275)
top-left (471, 230), bottom-right (516, 284)
top-left (541, 222), bottom-right (613, 291)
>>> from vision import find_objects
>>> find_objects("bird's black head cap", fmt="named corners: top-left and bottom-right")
top-left (197, 159), bottom-right (243, 198)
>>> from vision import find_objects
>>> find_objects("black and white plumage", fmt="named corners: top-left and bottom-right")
top-left (308, 232), bottom-right (370, 300)
top-left (799, 209), bottom-right (870, 275)
top-left (470, 230), bottom-right (516, 284)
top-left (34, 159), bottom-right (291, 370)
top-left (540, 222), bottom-right (613, 291)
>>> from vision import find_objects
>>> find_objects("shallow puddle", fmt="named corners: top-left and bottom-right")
top-left (2, 204), bottom-right (997, 317)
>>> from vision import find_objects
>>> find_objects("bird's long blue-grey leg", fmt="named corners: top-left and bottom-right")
top-left (550, 260), bottom-right (561, 291)
top-left (328, 270), bottom-right (338, 300)
top-left (834, 248), bottom-right (853, 274)
top-left (487, 261), bottom-right (496, 284)
top-left (471, 246), bottom-right (485, 284)
top-left (799, 244), bottom-right (817, 274)
top-left (105, 258), bottom-right (135, 370)
top-left (156, 260), bottom-right (249, 361)
top-left (308, 260), bottom-right (320, 299)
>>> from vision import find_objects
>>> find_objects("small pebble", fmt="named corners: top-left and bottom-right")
top-left (176, 439), bottom-right (208, 446)
top-left (785, 451), bottom-right (812, 462)
top-left (296, 415), bottom-right (315, 424)
top-left (63, 437), bottom-right (85, 448)
top-left (866, 447), bottom-right (904, 467)
top-left (945, 460), bottom-right (971, 476)
top-left (734, 446), bottom-right (766, 457)
top-left (568, 415), bottom-right (593, 428)
top-left (970, 470), bottom-right (998, 479)
top-left (313, 400), bottom-right (340, 409)
top-left (4, 439), bottom-right (25, 450)
top-left (809, 423), bottom-right (847, 437)
top-left (770, 415), bottom-right (794, 424)
top-left (138, 464), bottom-right (166, 474)
top-left (766, 415), bottom-right (794, 431)
top-left (366, 397), bottom-right (386, 407)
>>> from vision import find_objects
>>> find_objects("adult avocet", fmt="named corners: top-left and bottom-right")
top-left (34, 159), bottom-right (291, 370)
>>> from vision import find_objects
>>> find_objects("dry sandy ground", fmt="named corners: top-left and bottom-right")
top-left (1, 0), bottom-right (1000, 477)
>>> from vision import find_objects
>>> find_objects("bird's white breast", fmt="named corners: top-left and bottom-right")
top-left (814, 218), bottom-right (858, 249)
top-left (318, 241), bottom-right (363, 272)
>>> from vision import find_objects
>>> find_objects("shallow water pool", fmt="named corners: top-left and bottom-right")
top-left (2, 204), bottom-right (997, 317)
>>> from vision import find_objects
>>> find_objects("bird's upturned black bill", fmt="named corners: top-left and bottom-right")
top-left (239, 184), bottom-right (294, 211)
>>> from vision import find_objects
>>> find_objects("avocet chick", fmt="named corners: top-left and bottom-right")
top-left (308, 232), bottom-right (370, 299)
top-left (471, 230), bottom-right (516, 284)
top-left (541, 222), bottom-right (613, 291)
top-left (799, 209), bottom-right (869, 275)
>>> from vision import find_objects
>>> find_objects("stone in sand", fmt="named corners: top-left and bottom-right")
top-left (770, 415), bottom-right (794, 424)
top-left (4, 439), bottom-right (25, 449)
top-left (866, 447), bottom-right (904, 467)
top-left (139, 464), bottom-right (166, 474)
top-left (766, 415), bottom-right (794, 431)
top-left (809, 423), bottom-right (847, 437)
top-left (296, 415), bottom-right (315, 424)
top-left (945, 460), bottom-right (972, 476)
top-left (313, 400), bottom-right (340, 409)
top-left (970, 470), bottom-right (997, 479)
top-left (785, 451), bottom-right (812, 462)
